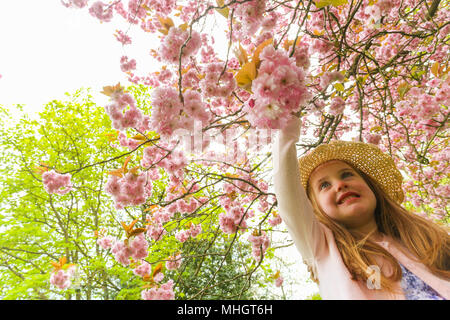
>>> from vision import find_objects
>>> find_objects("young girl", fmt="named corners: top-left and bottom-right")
top-left (273, 116), bottom-right (450, 299)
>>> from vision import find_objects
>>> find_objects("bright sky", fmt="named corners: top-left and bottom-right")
top-left (0, 0), bottom-right (154, 115)
top-left (0, 0), bottom-right (319, 299)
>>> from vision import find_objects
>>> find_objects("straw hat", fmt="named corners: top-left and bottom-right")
top-left (298, 140), bottom-right (404, 204)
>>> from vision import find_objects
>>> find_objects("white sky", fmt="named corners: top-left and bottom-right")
top-left (0, 0), bottom-right (319, 299)
top-left (0, 0), bottom-right (155, 115)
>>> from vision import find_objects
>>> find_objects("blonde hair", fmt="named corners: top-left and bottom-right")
top-left (305, 160), bottom-right (450, 292)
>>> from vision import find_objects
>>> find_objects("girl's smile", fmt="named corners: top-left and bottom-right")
top-left (338, 192), bottom-right (360, 205)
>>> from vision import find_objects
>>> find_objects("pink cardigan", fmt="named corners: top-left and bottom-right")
top-left (272, 117), bottom-right (450, 300)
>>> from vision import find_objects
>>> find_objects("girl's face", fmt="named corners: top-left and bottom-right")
top-left (308, 160), bottom-right (377, 233)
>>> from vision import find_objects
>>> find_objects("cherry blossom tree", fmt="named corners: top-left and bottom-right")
top-left (0, 89), bottom-right (272, 300)
top-left (45, 0), bottom-right (450, 299)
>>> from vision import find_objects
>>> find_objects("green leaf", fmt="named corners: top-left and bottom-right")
top-left (333, 82), bottom-right (345, 92)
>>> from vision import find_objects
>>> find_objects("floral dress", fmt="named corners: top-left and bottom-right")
top-left (400, 264), bottom-right (445, 300)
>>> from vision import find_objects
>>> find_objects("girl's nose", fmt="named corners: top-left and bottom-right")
top-left (335, 180), bottom-right (348, 192)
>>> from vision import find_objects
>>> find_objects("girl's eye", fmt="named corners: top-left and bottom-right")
top-left (319, 181), bottom-right (330, 190)
top-left (319, 171), bottom-right (353, 190)
top-left (342, 171), bottom-right (353, 178)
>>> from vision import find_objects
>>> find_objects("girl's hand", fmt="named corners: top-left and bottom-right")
top-left (281, 114), bottom-right (301, 141)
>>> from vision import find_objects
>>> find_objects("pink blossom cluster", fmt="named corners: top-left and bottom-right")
top-left (133, 261), bottom-right (151, 277)
top-left (183, 89), bottom-right (212, 125)
top-left (199, 34), bottom-right (218, 64)
top-left (375, 33), bottom-right (403, 62)
top-left (166, 253), bottom-right (183, 270)
top-left (146, 219), bottom-right (167, 241)
top-left (157, 68), bottom-right (173, 84)
top-left (401, 144), bottom-right (450, 220)
top-left (327, 96), bottom-right (346, 116)
top-left (364, 3), bottom-right (381, 24)
top-left (89, 1), bottom-right (113, 23)
top-left (175, 223), bottom-right (202, 243)
top-left (363, 133), bottom-right (382, 145)
top-left (307, 10), bottom-right (325, 33)
top-left (120, 56), bottom-right (136, 72)
top-left (226, 57), bottom-right (241, 71)
top-left (42, 170), bottom-right (73, 195)
top-left (141, 279), bottom-right (175, 300)
top-left (104, 92), bottom-right (150, 132)
top-left (163, 181), bottom-right (202, 208)
top-left (435, 184), bottom-right (450, 200)
top-left (256, 187), bottom-right (271, 213)
top-left (118, 0), bottom-right (178, 26)
top-left (61, 0), bottom-right (88, 8)
top-left (126, 0), bottom-right (147, 21)
top-left (320, 71), bottom-right (345, 90)
top-left (176, 197), bottom-right (203, 215)
top-left (158, 27), bottom-right (201, 64)
top-left (432, 80), bottom-right (450, 106)
top-left (396, 88), bottom-right (442, 122)
top-left (50, 270), bottom-right (70, 289)
top-left (112, 1), bottom-right (132, 22)
top-left (363, 0), bottom-right (395, 25)
top-left (309, 38), bottom-right (333, 57)
top-left (248, 231), bottom-right (270, 262)
top-left (129, 233), bottom-right (149, 260)
top-left (153, 272), bottom-right (164, 283)
top-left (232, 0), bottom-right (266, 38)
top-left (111, 233), bottom-right (149, 266)
top-left (97, 235), bottom-right (115, 250)
top-left (268, 212), bottom-right (282, 227)
top-left (50, 266), bottom-right (76, 290)
top-left (149, 86), bottom-right (213, 138)
top-left (158, 149), bottom-right (188, 175)
top-left (104, 171), bottom-right (151, 210)
top-left (174, 229), bottom-right (190, 243)
top-left (218, 196), bottom-right (253, 234)
top-left (275, 275), bottom-right (283, 287)
top-left (149, 86), bottom-right (189, 137)
top-left (177, 1), bottom-right (207, 23)
top-left (144, 206), bottom-right (177, 238)
top-left (290, 43), bottom-right (311, 70)
top-left (114, 30), bottom-right (132, 45)
top-left (117, 131), bottom-right (142, 151)
top-left (200, 62), bottom-right (236, 98)
top-left (147, 201), bottom-right (204, 241)
top-left (222, 171), bottom-right (267, 196)
top-left (142, 0), bottom-right (176, 16)
top-left (243, 45), bottom-right (311, 129)
top-left (145, 203), bottom-right (193, 242)
top-left (260, 11), bottom-right (279, 32)
top-left (141, 145), bottom-right (167, 171)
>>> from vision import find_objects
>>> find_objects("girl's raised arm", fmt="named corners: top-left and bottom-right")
top-left (272, 116), bottom-right (327, 265)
